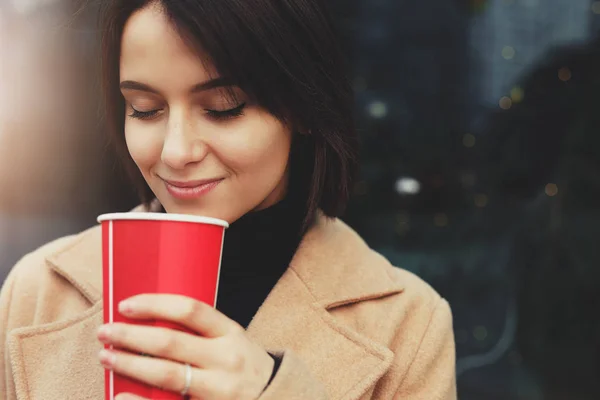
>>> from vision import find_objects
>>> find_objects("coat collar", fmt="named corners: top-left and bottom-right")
top-left (12, 205), bottom-right (404, 400)
top-left (45, 206), bottom-right (403, 311)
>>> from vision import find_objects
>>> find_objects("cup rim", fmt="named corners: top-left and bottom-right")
top-left (97, 212), bottom-right (229, 228)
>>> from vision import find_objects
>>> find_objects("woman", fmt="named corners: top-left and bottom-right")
top-left (0, 0), bottom-right (456, 399)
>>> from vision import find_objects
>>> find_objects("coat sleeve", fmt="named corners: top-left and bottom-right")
top-left (0, 265), bottom-right (19, 399)
top-left (0, 244), bottom-right (71, 400)
top-left (395, 298), bottom-right (457, 400)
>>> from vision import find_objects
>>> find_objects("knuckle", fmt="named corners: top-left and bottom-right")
top-left (155, 334), bottom-right (178, 358)
top-left (232, 352), bottom-right (246, 371)
top-left (226, 351), bottom-right (245, 371)
top-left (159, 365), bottom-right (181, 390)
top-left (180, 300), bottom-right (204, 322)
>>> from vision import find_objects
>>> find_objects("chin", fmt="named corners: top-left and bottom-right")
top-left (160, 202), bottom-right (230, 222)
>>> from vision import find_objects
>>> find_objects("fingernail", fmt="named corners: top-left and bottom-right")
top-left (97, 324), bottom-right (112, 341)
top-left (99, 349), bottom-right (116, 368)
top-left (119, 300), bottom-right (134, 314)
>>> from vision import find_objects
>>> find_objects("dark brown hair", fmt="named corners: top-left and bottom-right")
top-left (100, 0), bottom-right (359, 222)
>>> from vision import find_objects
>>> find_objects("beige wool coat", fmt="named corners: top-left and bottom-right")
top-left (0, 208), bottom-right (457, 400)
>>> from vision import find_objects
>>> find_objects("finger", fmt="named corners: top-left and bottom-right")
top-left (115, 394), bottom-right (147, 400)
top-left (119, 294), bottom-right (240, 337)
top-left (97, 323), bottom-right (222, 368)
top-left (100, 349), bottom-right (228, 400)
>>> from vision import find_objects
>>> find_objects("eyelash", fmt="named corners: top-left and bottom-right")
top-left (207, 103), bottom-right (246, 121)
top-left (129, 109), bottom-right (157, 120)
top-left (128, 103), bottom-right (247, 121)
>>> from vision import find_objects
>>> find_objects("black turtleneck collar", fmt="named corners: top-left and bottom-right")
top-left (215, 191), bottom-right (308, 328)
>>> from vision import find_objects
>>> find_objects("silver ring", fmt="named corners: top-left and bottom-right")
top-left (181, 363), bottom-right (192, 396)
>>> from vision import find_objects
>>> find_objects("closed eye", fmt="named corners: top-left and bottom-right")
top-left (127, 103), bottom-right (246, 121)
top-left (129, 107), bottom-right (160, 120)
top-left (206, 103), bottom-right (246, 121)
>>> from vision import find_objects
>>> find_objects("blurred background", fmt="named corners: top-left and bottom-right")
top-left (1, 0), bottom-right (599, 398)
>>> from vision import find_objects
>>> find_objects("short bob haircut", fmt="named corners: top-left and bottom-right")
top-left (100, 0), bottom-right (359, 223)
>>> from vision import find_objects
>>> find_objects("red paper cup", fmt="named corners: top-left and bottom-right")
top-left (97, 212), bottom-right (228, 400)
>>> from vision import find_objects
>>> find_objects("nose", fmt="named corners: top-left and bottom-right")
top-left (161, 113), bottom-right (207, 170)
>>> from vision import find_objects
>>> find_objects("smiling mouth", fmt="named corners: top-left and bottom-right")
top-left (162, 178), bottom-right (224, 200)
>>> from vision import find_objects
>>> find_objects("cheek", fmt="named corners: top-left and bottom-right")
top-left (124, 124), bottom-right (162, 171)
top-left (214, 120), bottom-right (291, 179)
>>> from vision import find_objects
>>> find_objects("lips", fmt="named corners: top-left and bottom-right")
top-left (161, 177), bottom-right (224, 200)
top-left (164, 178), bottom-right (222, 188)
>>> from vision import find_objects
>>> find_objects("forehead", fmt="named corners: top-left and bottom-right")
top-left (120, 4), bottom-right (216, 85)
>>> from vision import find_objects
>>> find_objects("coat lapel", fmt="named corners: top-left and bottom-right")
top-left (251, 216), bottom-right (404, 400)
top-left (247, 269), bottom-right (398, 400)
top-left (9, 212), bottom-right (403, 400)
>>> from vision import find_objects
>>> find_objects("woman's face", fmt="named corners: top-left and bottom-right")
top-left (120, 4), bottom-right (292, 223)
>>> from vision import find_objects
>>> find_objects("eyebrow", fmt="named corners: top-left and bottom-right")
top-left (119, 77), bottom-right (234, 94)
